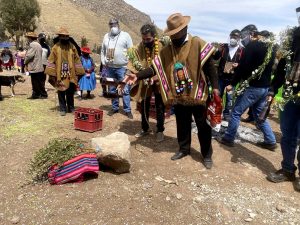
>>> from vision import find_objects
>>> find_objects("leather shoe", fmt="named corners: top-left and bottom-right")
top-left (171, 152), bottom-right (188, 160)
top-left (267, 169), bottom-right (296, 183)
top-left (294, 178), bottom-right (300, 192)
top-left (203, 158), bottom-right (213, 169)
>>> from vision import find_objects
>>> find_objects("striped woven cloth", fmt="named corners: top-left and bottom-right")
top-left (48, 153), bottom-right (99, 185)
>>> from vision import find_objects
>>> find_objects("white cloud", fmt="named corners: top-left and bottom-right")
top-left (125, 0), bottom-right (299, 42)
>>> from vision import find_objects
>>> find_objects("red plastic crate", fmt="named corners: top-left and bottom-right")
top-left (74, 107), bottom-right (103, 132)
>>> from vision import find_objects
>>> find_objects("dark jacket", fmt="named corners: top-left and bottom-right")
top-left (232, 40), bottom-right (276, 88)
top-left (213, 44), bottom-right (244, 80)
top-left (291, 27), bottom-right (300, 63)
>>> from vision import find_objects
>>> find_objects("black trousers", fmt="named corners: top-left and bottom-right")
top-left (30, 72), bottom-right (47, 97)
top-left (174, 104), bottom-right (212, 159)
top-left (58, 83), bottom-right (75, 112)
top-left (141, 94), bottom-right (165, 132)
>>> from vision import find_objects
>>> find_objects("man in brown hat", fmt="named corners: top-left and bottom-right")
top-left (45, 28), bottom-right (85, 116)
top-left (24, 32), bottom-right (47, 99)
top-left (124, 13), bottom-right (219, 169)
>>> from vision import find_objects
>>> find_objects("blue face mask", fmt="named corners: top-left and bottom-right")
top-left (241, 35), bottom-right (250, 47)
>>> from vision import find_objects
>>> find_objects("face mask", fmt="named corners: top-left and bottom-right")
top-left (241, 35), bottom-right (250, 47)
top-left (229, 38), bottom-right (238, 47)
top-left (144, 41), bottom-right (154, 49)
top-left (171, 34), bottom-right (187, 47)
top-left (110, 27), bottom-right (119, 36)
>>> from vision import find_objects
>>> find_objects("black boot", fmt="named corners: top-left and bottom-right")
top-left (267, 169), bottom-right (296, 183)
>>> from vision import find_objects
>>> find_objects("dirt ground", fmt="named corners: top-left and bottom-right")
top-left (0, 76), bottom-right (299, 225)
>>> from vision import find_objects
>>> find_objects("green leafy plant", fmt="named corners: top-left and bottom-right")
top-left (28, 138), bottom-right (87, 183)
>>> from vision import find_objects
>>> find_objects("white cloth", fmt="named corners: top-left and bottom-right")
top-left (228, 45), bottom-right (239, 60)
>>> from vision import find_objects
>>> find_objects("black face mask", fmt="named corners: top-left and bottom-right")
top-left (144, 41), bottom-right (154, 49)
top-left (60, 39), bottom-right (70, 45)
top-left (171, 34), bottom-right (187, 47)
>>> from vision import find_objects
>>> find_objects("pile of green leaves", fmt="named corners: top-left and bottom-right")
top-left (28, 138), bottom-right (86, 183)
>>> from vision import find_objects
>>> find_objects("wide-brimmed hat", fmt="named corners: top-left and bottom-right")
top-left (81, 46), bottom-right (91, 54)
top-left (56, 27), bottom-right (70, 36)
top-left (164, 13), bottom-right (191, 36)
top-left (25, 32), bottom-right (38, 38)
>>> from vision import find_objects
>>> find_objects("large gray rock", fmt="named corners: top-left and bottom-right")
top-left (91, 132), bottom-right (131, 173)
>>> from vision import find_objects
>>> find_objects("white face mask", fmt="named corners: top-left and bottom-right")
top-left (229, 38), bottom-right (238, 47)
top-left (110, 27), bottom-right (119, 36)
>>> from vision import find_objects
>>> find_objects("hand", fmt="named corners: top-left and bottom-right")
top-left (225, 85), bottom-right (233, 92)
top-left (117, 84), bottom-right (125, 96)
top-left (267, 91), bottom-right (274, 102)
top-left (212, 88), bottom-right (220, 96)
top-left (152, 75), bottom-right (158, 82)
top-left (123, 73), bottom-right (137, 85)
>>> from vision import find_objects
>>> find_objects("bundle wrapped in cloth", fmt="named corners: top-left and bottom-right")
top-left (48, 153), bottom-right (99, 185)
top-left (206, 92), bottom-right (223, 132)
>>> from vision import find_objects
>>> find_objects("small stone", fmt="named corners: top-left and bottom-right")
top-left (166, 196), bottom-right (171, 201)
top-left (246, 209), bottom-right (252, 213)
top-left (17, 194), bottom-right (24, 200)
top-left (176, 193), bottom-right (182, 200)
top-left (11, 216), bottom-right (20, 224)
top-left (244, 218), bottom-right (253, 222)
top-left (142, 182), bottom-right (153, 190)
top-left (193, 195), bottom-right (204, 203)
top-left (276, 205), bottom-right (286, 213)
top-left (249, 213), bottom-right (256, 218)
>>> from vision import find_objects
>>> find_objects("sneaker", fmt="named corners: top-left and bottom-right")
top-left (156, 132), bottom-right (164, 142)
top-left (257, 142), bottom-right (277, 151)
top-left (60, 111), bottom-right (66, 116)
top-left (135, 130), bottom-right (150, 138)
top-left (107, 109), bottom-right (118, 116)
top-left (218, 137), bottom-right (234, 147)
top-left (126, 112), bottom-right (133, 119)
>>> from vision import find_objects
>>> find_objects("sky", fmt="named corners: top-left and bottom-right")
top-left (124, 0), bottom-right (299, 43)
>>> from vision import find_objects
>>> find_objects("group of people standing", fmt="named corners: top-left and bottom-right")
top-left (121, 11), bottom-right (300, 191)
top-left (2, 9), bottom-right (298, 191)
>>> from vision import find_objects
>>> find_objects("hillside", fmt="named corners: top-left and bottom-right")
top-left (37, 0), bottom-right (153, 46)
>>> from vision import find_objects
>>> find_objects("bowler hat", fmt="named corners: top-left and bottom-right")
top-left (56, 27), bottom-right (70, 36)
top-left (81, 46), bottom-right (91, 54)
top-left (164, 13), bottom-right (191, 36)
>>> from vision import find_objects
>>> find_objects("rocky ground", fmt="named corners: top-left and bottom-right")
top-left (0, 76), bottom-right (299, 225)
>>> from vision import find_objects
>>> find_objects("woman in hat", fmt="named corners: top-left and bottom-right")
top-left (78, 46), bottom-right (96, 99)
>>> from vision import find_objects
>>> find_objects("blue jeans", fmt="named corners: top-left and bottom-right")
top-left (223, 86), bottom-right (276, 144)
top-left (107, 67), bottom-right (131, 113)
top-left (219, 78), bottom-right (233, 117)
top-left (280, 100), bottom-right (300, 173)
